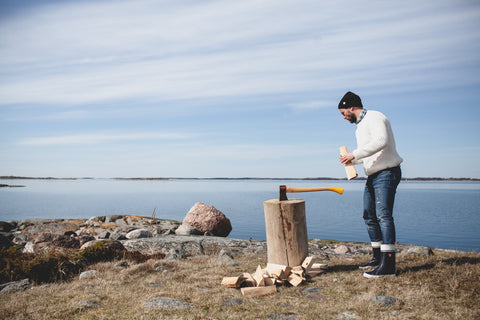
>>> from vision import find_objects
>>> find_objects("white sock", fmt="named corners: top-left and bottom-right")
top-left (381, 244), bottom-right (395, 252)
top-left (371, 241), bottom-right (382, 248)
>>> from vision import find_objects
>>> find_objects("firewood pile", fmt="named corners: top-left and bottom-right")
top-left (221, 256), bottom-right (327, 296)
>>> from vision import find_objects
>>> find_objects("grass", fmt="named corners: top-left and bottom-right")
top-left (1, 249), bottom-right (479, 319)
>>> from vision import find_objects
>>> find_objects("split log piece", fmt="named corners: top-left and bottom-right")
top-left (301, 256), bottom-right (315, 274)
top-left (339, 145), bottom-right (358, 180)
top-left (241, 285), bottom-right (277, 296)
top-left (242, 273), bottom-right (256, 287)
top-left (221, 276), bottom-right (244, 288)
top-left (253, 265), bottom-right (265, 287)
top-left (287, 273), bottom-right (304, 287)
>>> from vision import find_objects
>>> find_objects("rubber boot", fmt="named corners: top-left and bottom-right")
top-left (359, 246), bottom-right (381, 269)
top-left (363, 245), bottom-right (396, 278)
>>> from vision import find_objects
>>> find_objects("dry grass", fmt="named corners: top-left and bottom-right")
top-left (1, 249), bottom-right (479, 320)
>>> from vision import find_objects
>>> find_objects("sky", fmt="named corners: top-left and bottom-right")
top-left (1, 0), bottom-right (479, 179)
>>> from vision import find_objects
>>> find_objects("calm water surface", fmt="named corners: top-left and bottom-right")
top-left (1, 179), bottom-right (479, 251)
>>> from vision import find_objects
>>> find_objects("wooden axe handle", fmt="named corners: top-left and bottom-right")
top-left (285, 186), bottom-right (344, 194)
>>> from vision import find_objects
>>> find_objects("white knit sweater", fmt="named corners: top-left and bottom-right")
top-left (351, 110), bottom-right (403, 176)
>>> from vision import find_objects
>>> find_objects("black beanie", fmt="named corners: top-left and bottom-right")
top-left (338, 91), bottom-right (363, 109)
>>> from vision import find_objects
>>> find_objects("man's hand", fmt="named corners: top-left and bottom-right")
top-left (339, 152), bottom-right (355, 165)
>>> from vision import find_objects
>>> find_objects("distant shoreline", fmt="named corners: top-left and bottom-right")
top-left (1, 176), bottom-right (479, 182)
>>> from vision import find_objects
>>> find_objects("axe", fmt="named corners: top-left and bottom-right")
top-left (279, 185), bottom-right (344, 201)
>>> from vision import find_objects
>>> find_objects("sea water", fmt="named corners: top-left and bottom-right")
top-left (0, 178), bottom-right (479, 251)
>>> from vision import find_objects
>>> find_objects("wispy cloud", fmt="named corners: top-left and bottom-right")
top-left (19, 132), bottom-right (196, 146)
top-left (288, 100), bottom-right (334, 110)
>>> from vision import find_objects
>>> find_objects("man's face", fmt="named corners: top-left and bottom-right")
top-left (340, 108), bottom-right (356, 123)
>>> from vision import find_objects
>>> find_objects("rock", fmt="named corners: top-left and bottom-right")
top-left (33, 233), bottom-right (80, 250)
top-left (222, 298), bottom-right (243, 307)
top-left (114, 261), bottom-right (129, 268)
top-left (338, 311), bottom-right (360, 319)
top-left (126, 229), bottom-right (152, 239)
top-left (74, 300), bottom-right (100, 310)
top-left (97, 231), bottom-right (110, 239)
top-left (0, 221), bottom-right (14, 232)
top-left (115, 219), bottom-right (127, 227)
top-left (267, 313), bottom-right (300, 320)
top-left (78, 235), bottom-right (96, 246)
top-left (0, 278), bottom-right (30, 294)
top-left (109, 233), bottom-right (126, 241)
top-left (0, 234), bottom-right (13, 250)
top-left (12, 233), bottom-right (31, 245)
top-left (23, 221), bottom-right (81, 236)
top-left (34, 232), bottom-right (54, 244)
top-left (144, 297), bottom-right (193, 309)
top-left (63, 230), bottom-right (77, 237)
top-left (105, 215), bottom-right (122, 223)
top-left (121, 235), bottom-right (267, 256)
top-left (175, 224), bottom-right (202, 236)
top-left (86, 216), bottom-right (105, 225)
top-left (22, 241), bottom-right (34, 253)
top-left (51, 234), bottom-right (80, 249)
top-left (115, 226), bottom-right (137, 234)
top-left (79, 270), bottom-right (100, 280)
top-left (302, 287), bottom-right (326, 302)
top-left (164, 248), bottom-right (186, 260)
top-left (80, 239), bottom-right (124, 251)
top-left (182, 202), bottom-right (232, 237)
top-left (406, 246), bottom-right (434, 255)
top-left (334, 245), bottom-right (350, 254)
top-left (371, 295), bottom-right (400, 307)
top-left (217, 249), bottom-right (234, 262)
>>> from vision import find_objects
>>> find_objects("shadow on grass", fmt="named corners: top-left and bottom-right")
top-left (328, 264), bottom-right (360, 273)
top-left (441, 256), bottom-right (480, 266)
top-left (397, 256), bottom-right (480, 275)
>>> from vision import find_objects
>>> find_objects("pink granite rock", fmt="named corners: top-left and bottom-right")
top-left (182, 202), bottom-right (232, 237)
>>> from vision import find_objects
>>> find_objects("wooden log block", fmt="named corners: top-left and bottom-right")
top-left (241, 285), bottom-right (277, 296)
top-left (221, 276), bottom-right (244, 288)
top-left (263, 276), bottom-right (276, 286)
top-left (301, 256), bottom-right (315, 274)
top-left (287, 273), bottom-right (304, 287)
top-left (242, 273), bottom-right (256, 287)
top-left (339, 145), bottom-right (358, 180)
top-left (266, 263), bottom-right (290, 280)
top-left (263, 199), bottom-right (308, 267)
top-left (291, 266), bottom-right (304, 277)
top-left (253, 265), bottom-right (265, 287)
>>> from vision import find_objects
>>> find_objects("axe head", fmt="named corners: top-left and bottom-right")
top-left (279, 185), bottom-right (288, 201)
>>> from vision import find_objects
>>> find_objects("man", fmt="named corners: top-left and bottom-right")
top-left (338, 91), bottom-right (403, 278)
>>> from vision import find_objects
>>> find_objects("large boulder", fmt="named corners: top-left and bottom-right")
top-left (182, 202), bottom-right (232, 237)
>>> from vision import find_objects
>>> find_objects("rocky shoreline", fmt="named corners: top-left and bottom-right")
top-left (1, 215), bottom-right (435, 259)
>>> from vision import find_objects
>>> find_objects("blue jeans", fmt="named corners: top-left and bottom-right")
top-left (363, 166), bottom-right (401, 245)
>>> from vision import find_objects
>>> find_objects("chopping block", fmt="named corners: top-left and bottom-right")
top-left (263, 198), bottom-right (308, 267)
